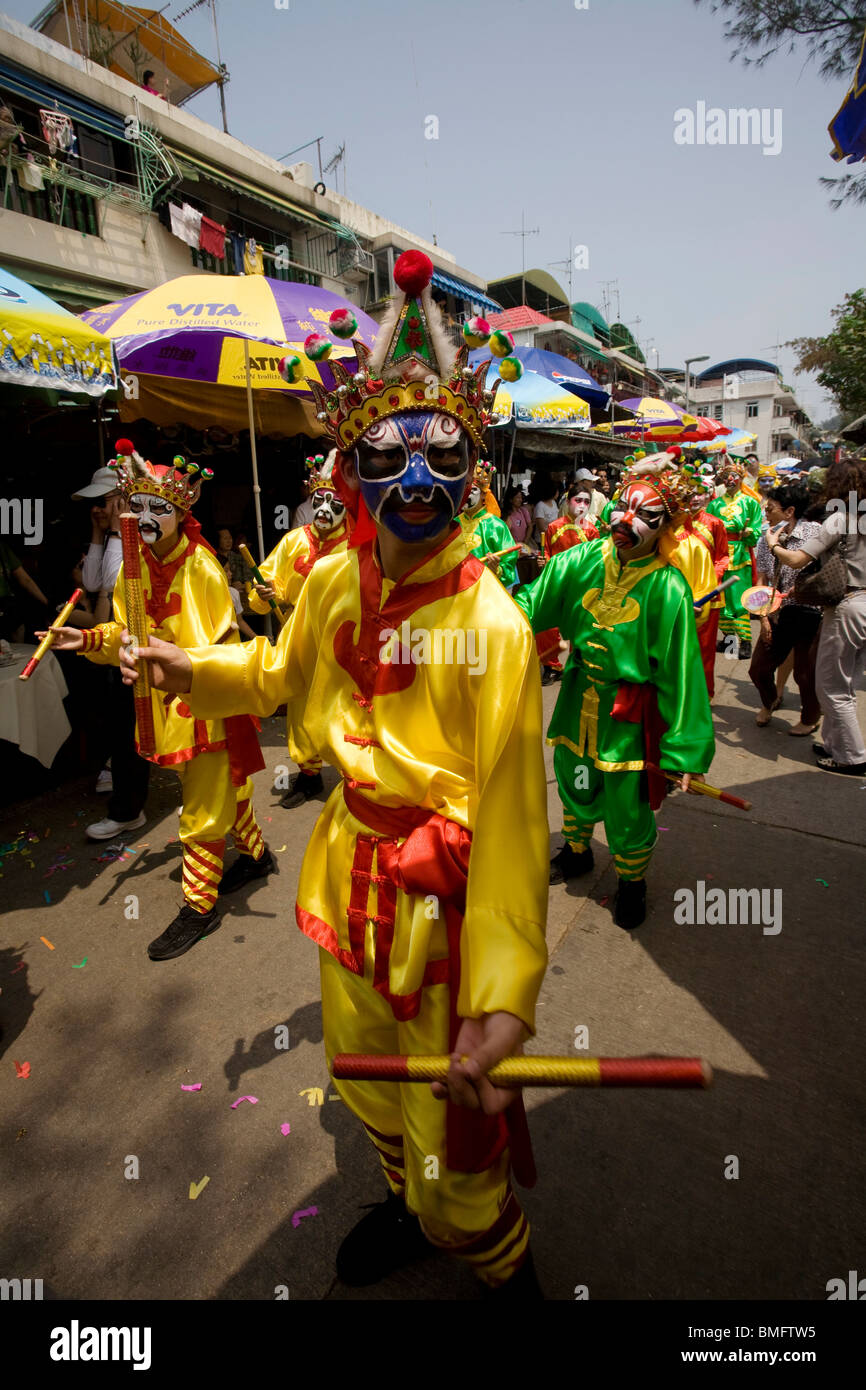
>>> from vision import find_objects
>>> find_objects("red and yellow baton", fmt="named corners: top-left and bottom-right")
top-left (120, 514), bottom-right (156, 759)
top-left (645, 762), bottom-right (751, 811)
top-left (19, 588), bottom-right (82, 680)
top-left (332, 1053), bottom-right (712, 1088)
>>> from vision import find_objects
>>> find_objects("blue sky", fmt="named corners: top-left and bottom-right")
top-left (8, 0), bottom-right (865, 420)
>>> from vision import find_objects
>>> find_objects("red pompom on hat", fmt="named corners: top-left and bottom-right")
top-left (393, 249), bottom-right (433, 298)
top-left (115, 438), bottom-right (135, 455)
top-left (669, 445), bottom-right (682, 459)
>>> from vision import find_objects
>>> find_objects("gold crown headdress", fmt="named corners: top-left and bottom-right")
top-left (621, 446), bottom-right (692, 517)
top-left (474, 459), bottom-right (495, 490)
top-left (305, 450), bottom-right (336, 490)
top-left (308, 251), bottom-right (516, 451)
top-left (108, 438), bottom-right (211, 513)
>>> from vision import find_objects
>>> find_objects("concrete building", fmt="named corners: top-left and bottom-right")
top-left (687, 359), bottom-right (813, 463)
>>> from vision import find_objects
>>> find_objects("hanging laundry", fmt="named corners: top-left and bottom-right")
top-left (17, 158), bottom-right (44, 191)
top-left (169, 202), bottom-right (203, 248)
top-left (199, 214), bottom-right (226, 259)
top-left (243, 238), bottom-right (264, 275)
top-left (227, 231), bottom-right (245, 274)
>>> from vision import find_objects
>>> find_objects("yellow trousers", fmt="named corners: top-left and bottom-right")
top-left (177, 751), bottom-right (264, 912)
top-left (320, 948), bottom-right (529, 1286)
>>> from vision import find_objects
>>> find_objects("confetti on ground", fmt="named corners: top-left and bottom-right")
top-left (11, 962), bottom-right (25, 974)
top-left (72, 958), bottom-right (88, 969)
top-left (40, 937), bottom-right (55, 950)
top-left (658, 826), bottom-right (670, 832)
top-left (188, 1176), bottom-right (209, 1200)
top-left (16, 1129), bottom-right (26, 1141)
top-left (44, 891), bottom-right (51, 904)
top-left (277, 845), bottom-right (287, 853)
top-left (599, 896), bottom-right (610, 908)
top-left (181, 1083), bottom-right (202, 1092)
top-left (231, 1095), bottom-right (258, 1108)
top-left (292, 1206), bottom-right (318, 1228)
top-left (816, 878), bottom-right (829, 887)
top-left (280, 1123), bottom-right (291, 1136)
top-left (14, 1060), bottom-right (30, 1078)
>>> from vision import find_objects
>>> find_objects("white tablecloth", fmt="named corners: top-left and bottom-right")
top-left (0, 644), bottom-right (72, 767)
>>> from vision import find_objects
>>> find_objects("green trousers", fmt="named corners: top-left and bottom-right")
top-left (718, 563), bottom-right (752, 642)
top-left (554, 742), bottom-right (657, 881)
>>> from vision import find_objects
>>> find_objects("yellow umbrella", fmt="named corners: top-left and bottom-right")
top-left (0, 262), bottom-right (115, 395)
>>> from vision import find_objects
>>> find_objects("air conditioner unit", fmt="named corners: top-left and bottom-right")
top-left (283, 161), bottom-right (314, 189)
top-left (338, 245), bottom-right (374, 281)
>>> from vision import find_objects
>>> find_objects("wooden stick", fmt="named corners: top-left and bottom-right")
top-left (333, 1053), bottom-right (712, 1088)
top-left (120, 515), bottom-right (156, 759)
top-left (645, 762), bottom-right (751, 811)
top-left (19, 588), bottom-right (82, 680)
top-left (239, 543), bottom-right (287, 627)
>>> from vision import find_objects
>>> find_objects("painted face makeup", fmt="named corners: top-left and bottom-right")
top-left (311, 486), bottom-right (346, 535)
top-left (129, 492), bottom-right (180, 547)
top-left (355, 411), bottom-right (470, 543)
top-left (463, 482), bottom-right (482, 513)
top-left (569, 491), bottom-right (591, 519)
top-left (609, 481), bottom-right (667, 558)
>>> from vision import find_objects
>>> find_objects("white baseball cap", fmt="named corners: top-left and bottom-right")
top-left (71, 466), bottom-right (121, 500)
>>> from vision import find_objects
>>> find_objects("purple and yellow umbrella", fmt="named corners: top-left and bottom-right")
top-left (592, 396), bottom-right (699, 436)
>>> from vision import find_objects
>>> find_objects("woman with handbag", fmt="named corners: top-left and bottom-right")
top-left (768, 458), bottom-right (866, 777)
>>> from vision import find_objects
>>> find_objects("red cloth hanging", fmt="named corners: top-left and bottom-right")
top-left (199, 215), bottom-right (226, 259)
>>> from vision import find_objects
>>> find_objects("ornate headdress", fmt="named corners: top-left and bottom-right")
top-left (620, 446), bottom-right (692, 517)
top-left (307, 251), bottom-right (515, 452)
top-left (108, 438), bottom-right (211, 513)
top-left (305, 452), bottom-right (336, 490)
top-left (474, 458), bottom-right (495, 492)
top-left (718, 457), bottom-right (745, 478)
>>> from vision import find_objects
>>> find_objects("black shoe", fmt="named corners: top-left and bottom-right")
top-left (480, 1249), bottom-right (544, 1301)
top-left (541, 666), bottom-right (561, 686)
top-left (147, 903), bottom-right (221, 961)
top-left (716, 638), bottom-right (727, 653)
top-left (814, 755), bottom-right (866, 777)
top-left (812, 742), bottom-right (826, 758)
top-left (336, 1191), bottom-right (431, 1286)
top-left (614, 879), bottom-right (647, 930)
top-left (550, 844), bottom-right (594, 884)
top-left (218, 846), bottom-right (277, 896)
top-left (737, 640), bottom-right (752, 660)
top-left (280, 771), bottom-right (324, 809)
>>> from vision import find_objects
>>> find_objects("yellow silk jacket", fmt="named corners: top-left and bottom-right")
top-left (664, 529), bottom-right (719, 625)
top-left (247, 520), bottom-right (349, 615)
top-left (79, 533), bottom-right (244, 767)
top-left (185, 526), bottom-right (550, 1029)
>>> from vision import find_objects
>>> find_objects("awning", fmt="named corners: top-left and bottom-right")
top-left (168, 148), bottom-right (354, 237)
top-left (430, 269), bottom-right (502, 314)
top-left (0, 57), bottom-right (128, 141)
top-left (8, 265), bottom-right (133, 309)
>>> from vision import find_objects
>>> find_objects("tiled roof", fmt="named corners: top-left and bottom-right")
top-left (487, 306), bottom-right (556, 332)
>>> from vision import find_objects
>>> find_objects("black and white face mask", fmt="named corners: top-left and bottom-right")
top-left (311, 487), bottom-right (346, 535)
top-left (129, 492), bottom-right (180, 547)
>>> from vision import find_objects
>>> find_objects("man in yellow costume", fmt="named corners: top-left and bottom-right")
top-left (45, 444), bottom-right (273, 962)
top-left (118, 250), bottom-right (549, 1297)
top-left (249, 451), bottom-right (350, 808)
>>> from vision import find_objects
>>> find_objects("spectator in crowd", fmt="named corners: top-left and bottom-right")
top-left (574, 468), bottom-right (607, 518)
top-left (291, 479), bottom-right (315, 530)
top-left (0, 538), bottom-right (50, 640)
top-left (768, 457), bottom-right (866, 776)
top-left (749, 484), bottom-right (822, 736)
top-left (141, 70), bottom-right (164, 98)
top-left (530, 475), bottom-right (559, 545)
top-left (503, 484), bottom-right (534, 547)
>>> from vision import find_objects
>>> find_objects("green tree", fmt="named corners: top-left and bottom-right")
top-left (695, 1), bottom-right (866, 207)
top-left (788, 290), bottom-right (866, 419)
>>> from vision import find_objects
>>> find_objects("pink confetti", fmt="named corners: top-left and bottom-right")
top-left (291, 1205), bottom-right (318, 1228)
top-left (230, 1095), bottom-right (258, 1109)
top-left (280, 1123), bottom-right (291, 1136)
top-left (658, 826), bottom-right (670, 832)
top-left (181, 1083), bottom-right (202, 1092)
top-left (599, 895), bottom-right (610, 908)
top-left (14, 1060), bottom-right (30, 1079)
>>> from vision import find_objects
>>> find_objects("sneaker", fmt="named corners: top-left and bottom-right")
top-left (737, 640), bottom-right (752, 660)
top-left (95, 768), bottom-right (113, 794)
top-left (86, 812), bottom-right (146, 841)
top-left (814, 755), bottom-right (866, 778)
top-left (147, 903), bottom-right (221, 962)
top-left (480, 1249), bottom-right (544, 1301)
top-left (218, 846), bottom-right (277, 896)
top-left (336, 1191), bottom-right (431, 1286)
top-left (614, 878), bottom-right (647, 930)
top-left (279, 771), bottom-right (324, 810)
top-left (550, 844), bottom-right (594, 884)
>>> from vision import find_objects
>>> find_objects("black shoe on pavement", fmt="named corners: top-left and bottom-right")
top-left (218, 846), bottom-right (277, 896)
top-left (716, 638), bottom-right (727, 653)
top-left (147, 903), bottom-right (221, 962)
top-left (614, 879), bottom-right (647, 930)
top-left (336, 1191), bottom-right (432, 1286)
top-left (480, 1249), bottom-right (544, 1300)
top-left (814, 755), bottom-right (866, 777)
top-left (550, 843), bottom-right (594, 884)
top-left (811, 742), bottom-right (826, 758)
top-left (737, 639), bottom-right (752, 660)
top-left (280, 771), bottom-right (324, 809)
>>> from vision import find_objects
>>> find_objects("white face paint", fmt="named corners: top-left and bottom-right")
top-left (311, 486), bottom-right (346, 534)
top-left (610, 481), bottom-right (667, 558)
top-left (129, 492), bottom-right (180, 547)
top-left (569, 491), bottom-right (591, 519)
top-left (464, 482), bottom-right (482, 512)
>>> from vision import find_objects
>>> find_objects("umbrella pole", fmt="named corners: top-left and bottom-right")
top-left (244, 338), bottom-right (266, 564)
top-left (504, 423), bottom-right (516, 493)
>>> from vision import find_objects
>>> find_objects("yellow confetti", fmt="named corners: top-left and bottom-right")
top-left (40, 936), bottom-right (55, 950)
top-left (277, 845), bottom-right (287, 853)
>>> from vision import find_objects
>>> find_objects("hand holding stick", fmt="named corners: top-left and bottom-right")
top-left (645, 762), bottom-right (751, 811)
top-left (120, 515), bottom-right (156, 758)
top-left (238, 544), bottom-right (287, 627)
top-left (19, 589), bottom-right (82, 680)
top-left (333, 1053), bottom-right (712, 1088)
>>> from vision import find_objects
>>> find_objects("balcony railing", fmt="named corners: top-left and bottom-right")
top-left (1, 156), bottom-right (100, 235)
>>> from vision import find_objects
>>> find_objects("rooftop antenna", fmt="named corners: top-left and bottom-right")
top-left (324, 142), bottom-right (346, 194)
top-left (599, 278), bottom-right (620, 324)
top-left (501, 211), bottom-right (539, 307)
top-left (173, 0), bottom-right (229, 132)
top-left (548, 245), bottom-right (574, 303)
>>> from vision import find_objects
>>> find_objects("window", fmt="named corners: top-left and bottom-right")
top-left (711, 404), bottom-right (723, 421)
top-left (774, 402), bottom-right (785, 417)
top-left (746, 401), bottom-right (759, 418)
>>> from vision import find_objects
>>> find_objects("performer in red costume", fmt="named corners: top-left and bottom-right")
top-left (536, 485), bottom-right (600, 681)
top-left (674, 469), bottom-right (730, 697)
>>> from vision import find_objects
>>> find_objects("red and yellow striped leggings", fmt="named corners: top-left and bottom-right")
top-left (177, 750), bottom-right (264, 912)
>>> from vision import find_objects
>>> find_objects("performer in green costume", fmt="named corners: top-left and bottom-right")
top-left (706, 458), bottom-right (763, 658)
top-left (514, 457), bottom-right (714, 930)
top-left (459, 460), bottom-right (519, 590)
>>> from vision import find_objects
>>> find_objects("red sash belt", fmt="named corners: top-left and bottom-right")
top-left (611, 682), bottom-right (667, 810)
top-left (340, 783), bottom-right (534, 1183)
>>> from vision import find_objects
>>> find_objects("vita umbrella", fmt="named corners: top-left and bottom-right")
top-left (0, 262), bottom-right (116, 395)
top-left (81, 275), bottom-right (380, 559)
top-left (486, 367), bottom-right (592, 429)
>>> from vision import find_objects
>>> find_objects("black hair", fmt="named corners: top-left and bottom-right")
top-left (142, 70), bottom-right (155, 85)
top-left (768, 483), bottom-right (809, 519)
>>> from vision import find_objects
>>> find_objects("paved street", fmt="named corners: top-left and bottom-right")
top-left (1, 652), bottom-right (864, 1302)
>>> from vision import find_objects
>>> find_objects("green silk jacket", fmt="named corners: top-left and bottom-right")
top-left (706, 491), bottom-right (763, 570)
